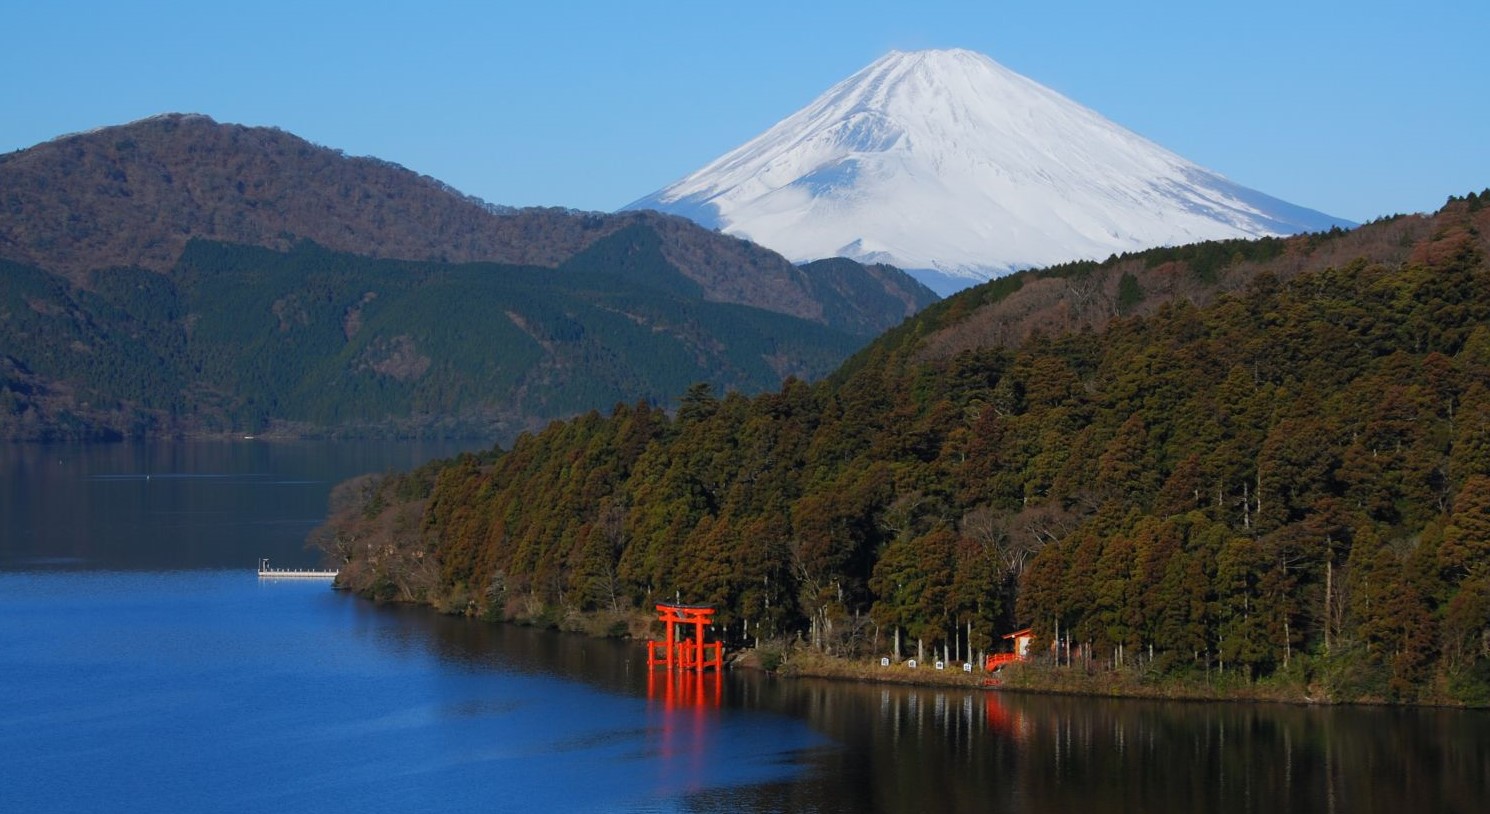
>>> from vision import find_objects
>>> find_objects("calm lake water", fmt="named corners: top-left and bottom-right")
top-left (2, 442), bottom-right (1487, 813)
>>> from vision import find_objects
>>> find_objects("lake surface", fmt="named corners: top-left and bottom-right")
top-left (2, 442), bottom-right (1487, 813)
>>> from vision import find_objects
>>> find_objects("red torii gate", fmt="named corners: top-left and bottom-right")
top-left (647, 603), bottom-right (724, 672)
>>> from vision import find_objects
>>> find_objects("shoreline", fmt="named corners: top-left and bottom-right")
top-left (765, 649), bottom-right (1490, 709)
top-left (732, 644), bottom-right (1488, 709)
top-left (332, 580), bottom-right (1486, 710)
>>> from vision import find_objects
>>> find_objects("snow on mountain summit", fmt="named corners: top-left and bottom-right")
top-left (626, 49), bottom-right (1351, 295)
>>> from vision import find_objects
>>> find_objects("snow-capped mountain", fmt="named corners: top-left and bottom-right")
top-left (626, 49), bottom-right (1352, 295)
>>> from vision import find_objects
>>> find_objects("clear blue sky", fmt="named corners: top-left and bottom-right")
top-left (4, 0), bottom-right (1486, 224)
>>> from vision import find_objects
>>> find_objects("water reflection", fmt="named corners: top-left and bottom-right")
top-left (706, 677), bottom-right (1490, 814)
top-left (649, 668), bottom-right (724, 710)
top-left (341, 598), bottom-right (827, 809)
top-left (0, 440), bottom-right (482, 571)
top-left (374, 598), bottom-right (1490, 814)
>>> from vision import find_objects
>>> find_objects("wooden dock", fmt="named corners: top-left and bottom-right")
top-left (257, 558), bottom-right (338, 580)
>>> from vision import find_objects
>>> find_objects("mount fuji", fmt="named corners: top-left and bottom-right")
top-left (626, 49), bottom-right (1352, 295)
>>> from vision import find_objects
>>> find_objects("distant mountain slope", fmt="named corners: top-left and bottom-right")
top-left (838, 211), bottom-right (1436, 379)
top-left (0, 236), bottom-right (876, 441)
top-left (0, 114), bottom-right (938, 440)
top-left (0, 113), bottom-right (934, 333)
top-left (629, 49), bottom-right (1353, 294)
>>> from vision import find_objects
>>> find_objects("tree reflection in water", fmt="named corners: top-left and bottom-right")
top-left (691, 676), bottom-right (1490, 814)
top-left (391, 605), bottom-right (1490, 814)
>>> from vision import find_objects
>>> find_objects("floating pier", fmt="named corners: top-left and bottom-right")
top-left (257, 558), bottom-right (338, 580)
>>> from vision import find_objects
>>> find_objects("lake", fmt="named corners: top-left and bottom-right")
top-left (2, 442), bottom-right (1487, 813)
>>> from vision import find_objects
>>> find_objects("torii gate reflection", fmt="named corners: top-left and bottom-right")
top-left (644, 603), bottom-right (725, 796)
top-left (647, 664), bottom-right (723, 709)
top-left (645, 602), bottom-right (724, 709)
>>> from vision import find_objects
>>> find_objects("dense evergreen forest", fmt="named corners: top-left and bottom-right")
top-left (322, 194), bottom-right (1490, 705)
top-left (0, 231), bottom-right (923, 441)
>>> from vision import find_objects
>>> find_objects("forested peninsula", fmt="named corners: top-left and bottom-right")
top-left (318, 194), bottom-right (1490, 706)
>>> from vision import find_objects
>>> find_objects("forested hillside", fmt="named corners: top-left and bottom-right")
top-left (321, 194), bottom-right (1490, 705)
top-left (0, 114), bottom-right (937, 440)
top-left (0, 235), bottom-right (894, 440)
top-left (0, 114), bottom-right (932, 333)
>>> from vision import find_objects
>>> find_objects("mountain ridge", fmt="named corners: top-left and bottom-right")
top-left (0, 113), bottom-right (935, 332)
top-left (0, 114), bottom-right (938, 441)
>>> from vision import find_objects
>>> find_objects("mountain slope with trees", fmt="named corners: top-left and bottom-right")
top-left (0, 113), bottom-right (933, 335)
top-left (0, 114), bottom-right (936, 440)
top-left (320, 193), bottom-right (1490, 705)
top-left (0, 233), bottom-right (899, 440)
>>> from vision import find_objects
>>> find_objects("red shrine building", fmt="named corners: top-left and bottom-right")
top-left (984, 627), bottom-right (1034, 671)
